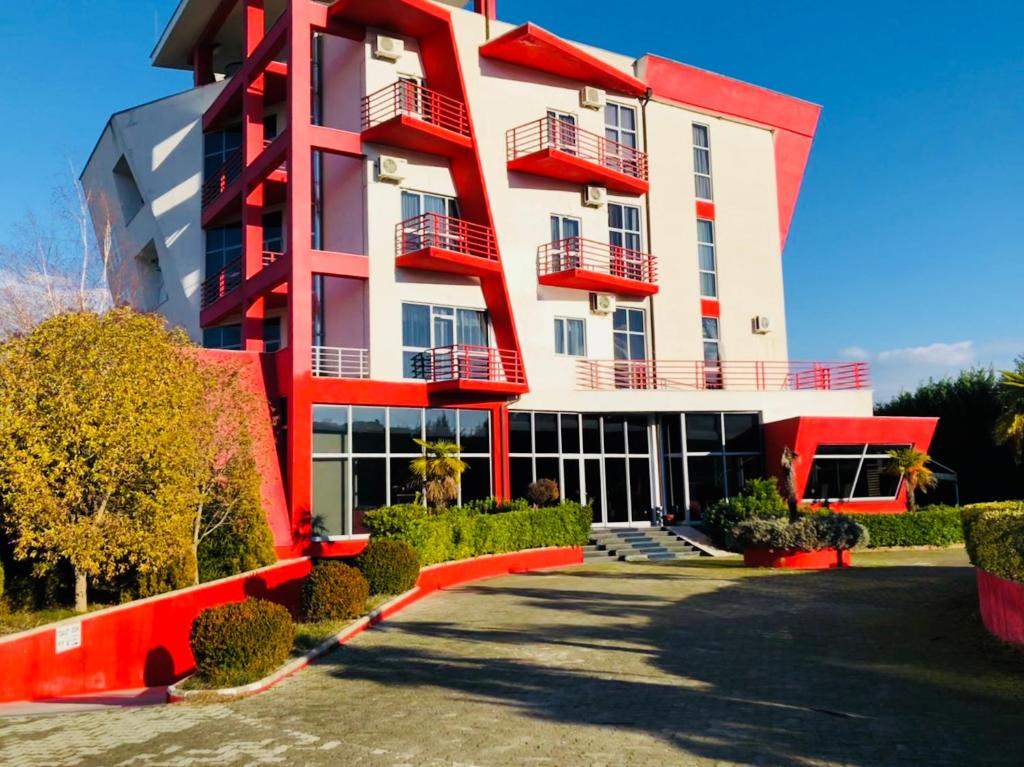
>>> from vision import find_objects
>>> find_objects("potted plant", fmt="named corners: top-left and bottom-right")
top-left (733, 514), bottom-right (869, 569)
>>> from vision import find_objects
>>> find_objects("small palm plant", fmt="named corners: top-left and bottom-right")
top-left (885, 448), bottom-right (938, 512)
top-left (995, 366), bottom-right (1024, 463)
top-left (780, 446), bottom-right (800, 521)
top-left (409, 438), bottom-right (468, 510)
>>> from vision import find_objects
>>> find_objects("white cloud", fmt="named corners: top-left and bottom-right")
top-left (839, 345), bottom-right (870, 360)
top-left (876, 340), bottom-right (975, 367)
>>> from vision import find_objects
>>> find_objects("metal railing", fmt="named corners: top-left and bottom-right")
top-left (312, 346), bottom-right (370, 379)
top-left (262, 250), bottom-right (283, 267)
top-left (200, 258), bottom-right (243, 308)
top-left (506, 116), bottom-right (649, 181)
top-left (202, 149), bottom-right (244, 208)
top-left (396, 213), bottom-right (499, 263)
top-left (538, 237), bottom-right (657, 284)
top-left (412, 345), bottom-right (525, 385)
top-left (576, 360), bottom-right (871, 392)
top-left (362, 81), bottom-right (470, 137)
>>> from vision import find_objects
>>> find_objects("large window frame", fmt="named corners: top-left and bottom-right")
top-left (697, 218), bottom-right (717, 299)
top-left (312, 405), bottom-right (493, 540)
top-left (554, 317), bottom-right (587, 357)
top-left (401, 302), bottom-right (490, 379)
top-left (803, 444), bottom-right (911, 503)
top-left (692, 123), bottom-right (713, 201)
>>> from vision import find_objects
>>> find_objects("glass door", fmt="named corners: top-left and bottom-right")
top-left (613, 307), bottom-right (647, 389)
top-left (546, 110), bottom-right (578, 155)
top-left (549, 214), bottom-right (581, 271)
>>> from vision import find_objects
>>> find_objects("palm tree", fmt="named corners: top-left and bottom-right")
top-left (409, 439), bottom-right (468, 510)
top-left (885, 448), bottom-right (938, 512)
top-left (781, 446), bottom-right (800, 521)
top-left (995, 365), bottom-right (1024, 463)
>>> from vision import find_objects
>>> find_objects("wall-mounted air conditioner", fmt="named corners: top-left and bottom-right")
top-left (583, 185), bottom-right (606, 208)
top-left (377, 155), bottom-right (407, 183)
top-left (590, 293), bottom-right (616, 315)
top-left (753, 315), bottom-right (772, 334)
top-left (580, 86), bottom-right (606, 110)
top-left (373, 35), bottom-right (404, 62)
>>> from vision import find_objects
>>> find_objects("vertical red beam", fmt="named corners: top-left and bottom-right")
top-left (286, 0), bottom-right (315, 549)
top-left (474, 0), bottom-right (497, 20)
top-left (491, 404), bottom-right (510, 500)
top-left (242, 0), bottom-right (267, 351)
top-left (193, 43), bottom-right (215, 86)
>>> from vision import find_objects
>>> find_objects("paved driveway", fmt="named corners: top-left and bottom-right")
top-left (2, 549), bottom-right (1023, 766)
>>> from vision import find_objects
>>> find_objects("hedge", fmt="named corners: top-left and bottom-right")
top-left (301, 561), bottom-right (369, 622)
top-left (733, 515), bottom-right (869, 552)
top-left (189, 599), bottom-right (294, 688)
top-left (363, 502), bottom-right (592, 566)
top-left (704, 478), bottom-right (788, 550)
top-left (841, 506), bottom-right (966, 548)
top-left (962, 502), bottom-right (1024, 583)
top-left (356, 539), bottom-right (420, 595)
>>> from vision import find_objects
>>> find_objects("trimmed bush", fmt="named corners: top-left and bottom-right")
top-left (963, 502), bottom-right (1024, 583)
top-left (301, 561), bottom-right (369, 622)
top-left (189, 599), bottom-right (294, 687)
top-left (838, 506), bottom-right (965, 548)
top-left (364, 501), bottom-right (592, 566)
top-left (705, 478), bottom-right (788, 550)
top-left (356, 539), bottom-right (421, 595)
top-left (733, 515), bottom-right (869, 552)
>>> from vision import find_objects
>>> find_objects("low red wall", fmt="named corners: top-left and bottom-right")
top-left (743, 548), bottom-right (851, 569)
top-left (976, 568), bottom-right (1024, 646)
top-left (0, 558), bottom-right (311, 704)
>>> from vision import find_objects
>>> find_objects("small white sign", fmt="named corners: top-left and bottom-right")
top-left (55, 623), bottom-right (82, 654)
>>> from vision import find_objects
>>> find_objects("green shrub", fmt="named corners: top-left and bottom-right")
top-left (733, 515), bottom-right (868, 552)
top-left (704, 478), bottom-right (788, 550)
top-left (356, 539), bottom-right (421, 595)
top-left (301, 561), bottom-right (369, 622)
top-left (835, 506), bottom-right (965, 548)
top-left (462, 498), bottom-right (532, 515)
top-left (962, 502), bottom-right (1024, 583)
top-left (364, 502), bottom-right (592, 566)
top-left (189, 599), bottom-right (294, 687)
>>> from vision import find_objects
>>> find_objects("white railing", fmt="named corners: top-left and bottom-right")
top-left (312, 347), bottom-right (370, 379)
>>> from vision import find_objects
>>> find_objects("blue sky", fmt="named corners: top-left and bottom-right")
top-left (1, 0), bottom-right (1021, 400)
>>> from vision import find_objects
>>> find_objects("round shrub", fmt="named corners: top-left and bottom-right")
top-left (733, 515), bottom-right (869, 553)
top-left (357, 539), bottom-right (421, 595)
top-left (705, 478), bottom-right (788, 549)
top-left (527, 479), bottom-right (560, 507)
top-left (189, 599), bottom-right (294, 688)
top-left (301, 561), bottom-right (369, 622)
top-left (815, 514), bottom-right (870, 550)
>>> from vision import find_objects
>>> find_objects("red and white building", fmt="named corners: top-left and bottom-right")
top-left (82, 0), bottom-right (936, 557)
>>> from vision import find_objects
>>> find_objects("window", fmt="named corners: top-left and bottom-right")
top-left (401, 302), bottom-right (489, 379)
top-left (605, 103), bottom-right (639, 175)
top-left (692, 123), bottom-right (713, 201)
top-left (112, 156), bottom-right (144, 223)
top-left (312, 405), bottom-right (492, 537)
top-left (554, 318), bottom-right (587, 356)
top-left (702, 317), bottom-right (722, 389)
top-left (400, 191), bottom-right (460, 251)
top-left (804, 444), bottom-right (910, 502)
top-left (203, 324), bottom-right (242, 351)
top-left (206, 224), bottom-right (242, 276)
top-left (263, 211), bottom-right (284, 254)
top-left (608, 202), bottom-right (644, 281)
top-left (545, 110), bottom-right (578, 154)
top-left (204, 127), bottom-right (242, 180)
top-left (263, 317), bottom-right (282, 352)
top-left (549, 215), bottom-right (582, 271)
top-left (613, 308), bottom-right (646, 361)
top-left (697, 218), bottom-right (717, 298)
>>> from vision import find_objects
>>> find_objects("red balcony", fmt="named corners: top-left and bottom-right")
top-left (201, 258), bottom-right (243, 308)
top-left (202, 150), bottom-right (244, 209)
top-left (577, 360), bottom-right (871, 392)
top-left (396, 213), bottom-right (502, 276)
top-left (413, 345), bottom-right (527, 395)
top-left (362, 81), bottom-right (473, 157)
top-left (506, 117), bottom-right (649, 195)
top-left (538, 237), bottom-right (658, 297)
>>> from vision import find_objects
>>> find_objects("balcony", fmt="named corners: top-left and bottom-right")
top-left (201, 139), bottom-right (288, 214)
top-left (506, 117), bottom-right (649, 195)
top-left (538, 237), bottom-right (658, 297)
top-left (362, 81), bottom-right (473, 157)
top-left (577, 360), bottom-right (871, 392)
top-left (412, 345), bottom-right (527, 395)
top-left (396, 214), bottom-right (502, 276)
top-left (201, 258), bottom-right (242, 308)
top-left (312, 347), bottom-right (370, 379)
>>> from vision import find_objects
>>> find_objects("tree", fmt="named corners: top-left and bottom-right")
top-left (780, 446), bottom-right (800, 521)
top-left (0, 310), bottom-right (198, 612)
top-left (995, 360), bottom-right (1024, 463)
top-left (409, 439), bottom-right (467, 509)
top-left (885, 449), bottom-right (938, 512)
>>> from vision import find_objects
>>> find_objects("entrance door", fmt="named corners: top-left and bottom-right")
top-left (613, 307), bottom-right (648, 389)
top-left (546, 110), bottom-right (578, 154)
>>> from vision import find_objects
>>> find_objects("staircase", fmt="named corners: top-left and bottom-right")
top-left (583, 528), bottom-right (705, 563)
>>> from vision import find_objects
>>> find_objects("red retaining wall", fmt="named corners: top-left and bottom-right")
top-left (0, 558), bottom-right (312, 704)
top-left (743, 547), bottom-right (851, 569)
top-left (976, 568), bottom-right (1024, 646)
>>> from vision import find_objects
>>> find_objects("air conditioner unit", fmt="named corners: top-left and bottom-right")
top-left (590, 293), bottom-right (616, 316)
top-left (377, 155), bottom-right (407, 183)
top-left (753, 315), bottom-right (772, 334)
top-left (373, 35), bottom-right (404, 62)
top-left (583, 185), bottom-right (606, 208)
top-left (580, 86), bottom-right (606, 110)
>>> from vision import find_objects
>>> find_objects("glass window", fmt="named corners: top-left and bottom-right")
top-left (662, 414), bottom-right (682, 455)
top-left (816, 444), bottom-right (865, 456)
top-left (461, 457), bottom-right (492, 503)
top-left (204, 127), bottom-right (242, 180)
top-left (312, 459), bottom-right (347, 537)
top-left (562, 459), bottom-right (581, 504)
top-left (854, 457), bottom-right (901, 499)
top-left (804, 444), bottom-right (907, 501)
top-left (692, 123), bottom-right (713, 200)
top-left (402, 302), bottom-right (489, 379)
top-left (425, 408), bottom-right (456, 442)
top-left (389, 457), bottom-right (420, 506)
top-left (582, 415), bottom-right (602, 454)
top-left (630, 458), bottom-right (652, 521)
top-left (687, 454), bottom-right (725, 520)
top-left (697, 218), bottom-right (717, 298)
top-left (205, 224), bottom-right (242, 275)
top-left (613, 308), bottom-right (646, 362)
top-left (351, 407), bottom-right (386, 453)
top-left (560, 414), bottom-right (580, 454)
top-left (605, 103), bottom-right (638, 148)
top-left (263, 211), bottom-right (284, 254)
top-left (605, 458), bottom-right (629, 523)
top-left (352, 458), bottom-right (386, 533)
top-left (509, 412), bottom-right (533, 454)
top-left (805, 457), bottom-right (860, 501)
top-left (554, 318), bottom-right (587, 357)
top-left (262, 317), bottom-right (282, 353)
top-left (603, 417), bottom-right (626, 454)
top-left (686, 413), bottom-right (722, 453)
top-left (608, 202), bottom-right (642, 253)
top-left (585, 458), bottom-right (603, 523)
top-left (202, 324), bottom-right (242, 351)
top-left (534, 413), bottom-right (559, 454)
top-left (724, 414), bottom-right (760, 453)
top-left (313, 405), bottom-right (349, 453)
top-left (726, 455), bottom-right (763, 496)
top-left (459, 410), bottom-right (490, 454)
top-left (625, 416), bottom-right (649, 454)
top-left (389, 408), bottom-right (422, 454)
top-left (535, 457), bottom-right (559, 486)
top-left (510, 457), bottom-right (533, 501)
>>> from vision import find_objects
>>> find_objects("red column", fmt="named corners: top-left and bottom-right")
top-left (193, 43), bottom-right (215, 87)
top-left (286, 0), bottom-right (315, 549)
top-left (491, 404), bottom-right (510, 500)
top-left (474, 0), bottom-right (497, 20)
top-left (242, 0), bottom-right (267, 351)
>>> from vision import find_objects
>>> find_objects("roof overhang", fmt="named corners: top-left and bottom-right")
top-left (152, 0), bottom-right (216, 70)
top-left (480, 23), bottom-right (648, 97)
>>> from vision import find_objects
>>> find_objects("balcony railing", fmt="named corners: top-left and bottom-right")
top-left (577, 360), bottom-right (871, 392)
top-left (412, 345), bottom-right (525, 385)
top-left (506, 116), bottom-right (649, 182)
top-left (200, 258), bottom-right (243, 308)
top-left (396, 213), bottom-right (499, 263)
top-left (202, 149), bottom-right (244, 208)
top-left (312, 346), bottom-right (370, 379)
top-left (262, 250), bottom-right (283, 267)
top-left (363, 81), bottom-right (470, 138)
top-left (538, 237), bottom-right (657, 285)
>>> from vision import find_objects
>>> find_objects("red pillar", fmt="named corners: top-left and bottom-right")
top-left (242, 0), bottom-right (267, 351)
top-left (474, 0), bottom-right (497, 20)
top-left (193, 43), bottom-right (216, 86)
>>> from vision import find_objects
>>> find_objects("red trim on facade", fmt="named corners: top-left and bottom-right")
top-left (639, 54), bottom-right (821, 250)
top-left (700, 299), bottom-right (720, 318)
top-left (506, 148), bottom-right (650, 196)
top-left (763, 416), bottom-right (939, 514)
top-left (695, 200), bottom-right (715, 220)
top-left (481, 23), bottom-right (647, 96)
